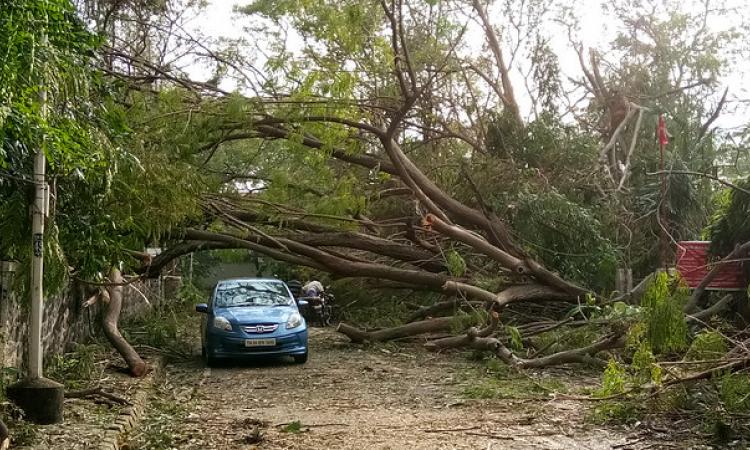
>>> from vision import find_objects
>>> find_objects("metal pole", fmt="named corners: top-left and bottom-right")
top-left (658, 115), bottom-right (669, 269)
top-left (659, 139), bottom-right (667, 268)
top-left (29, 50), bottom-right (48, 380)
top-left (189, 252), bottom-right (194, 283)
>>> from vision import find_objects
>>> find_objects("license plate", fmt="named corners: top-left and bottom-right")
top-left (245, 338), bottom-right (276, 347)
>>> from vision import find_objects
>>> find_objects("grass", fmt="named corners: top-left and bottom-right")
top-left (122, 282), bottom-right (205, 356)
top-left (45, 342), bottom-right (106, 388)
top-left (132, 386), bottom-right (187, 450)
top-left (460, 356), bottom-right (570, 400)
top-left (281, 420), bottom-right (303, 433)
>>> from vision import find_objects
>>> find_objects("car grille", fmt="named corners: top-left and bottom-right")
top-left (242, 324), bottom-right (279, 333)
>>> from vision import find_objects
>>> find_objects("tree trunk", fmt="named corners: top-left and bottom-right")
top-left (102, 268), bottom-right (148, 377)
top-left (336, 317), bottom-right (456, 343)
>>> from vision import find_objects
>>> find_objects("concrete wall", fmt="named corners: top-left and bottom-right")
top-left (0, 263), bottom-right (180, 371)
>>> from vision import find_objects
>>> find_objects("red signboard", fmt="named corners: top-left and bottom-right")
top-left (675, 241), bottom-right (746, 290)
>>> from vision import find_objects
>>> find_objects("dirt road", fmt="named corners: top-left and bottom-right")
top-left (130, 329), bottom-right (669, 449)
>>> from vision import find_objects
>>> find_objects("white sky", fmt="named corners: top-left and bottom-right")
top-left (185, 0), bottom-right (749, 129)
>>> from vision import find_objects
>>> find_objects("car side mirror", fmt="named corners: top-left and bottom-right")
top-left (297, 299), bottom-right (308, 307)
top-left (195, 303), bottom-right (209, 313)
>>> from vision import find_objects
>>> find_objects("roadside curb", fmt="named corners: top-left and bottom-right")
top-left (97, 357), bottom-right (165, 450)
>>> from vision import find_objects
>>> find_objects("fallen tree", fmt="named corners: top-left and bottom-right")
top-left (336, 317), bottom-right (456, 343)
top-left (113, 0), bottom-right (746, 376)
top-left (84, 268), bottom-right (148, 377)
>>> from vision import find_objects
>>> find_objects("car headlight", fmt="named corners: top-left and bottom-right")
top-left (212, 316), bottom-right (232, 331)
top-left (286, 312), bottom-right (302, 329)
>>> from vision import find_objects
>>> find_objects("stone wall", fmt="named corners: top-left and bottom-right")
top-left (0, 263), bottom-right (180, 371)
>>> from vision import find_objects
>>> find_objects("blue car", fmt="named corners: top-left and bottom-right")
top-left (195, 278), bottom-right (309, 365)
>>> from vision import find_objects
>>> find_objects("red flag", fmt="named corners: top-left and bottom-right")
top-left (657, 114), bottom-right (669, 146)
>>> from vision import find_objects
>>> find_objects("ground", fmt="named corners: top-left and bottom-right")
top-left (125, 329), bottom-right (686, 450)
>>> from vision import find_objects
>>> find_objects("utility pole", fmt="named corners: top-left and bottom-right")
top-left (28, 80), bottom-right (48, 380)
top-left (7, 34), bottom-right (64, 425)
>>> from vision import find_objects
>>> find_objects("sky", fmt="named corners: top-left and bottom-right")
top-left (184, 0), bottom-right (749, 129)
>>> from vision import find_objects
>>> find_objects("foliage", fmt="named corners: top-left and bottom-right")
top-left (122, 282), bottom-right (204, 354)
top-left (505, 326), bottom-right (523, 352)
top-left (640, 272), bottom-right (688, 354)
top-left (449, 309), bottom-right (485, 335)
top-left (591, 360), bottom-right (640, 422)
top-left (332, 279), bottom-right (441, 328)
top-left (707, 178), bottom-right (750, 256)
top-left (532, 323), bottom-right (603, 357)
top-left (509, 189), bottom-right (619, 291)
top-left (0, 2), bottom-right (206, 296)
top-left (461, 360), bottom-right (568, 400)
top-left (45, 343), bottom-right (104, 388)
top-left (685, 330), bottom-right (728, 363)
top-left (444, 249), bottom-right (466, 278)
top-left (0, 0), bottom-right (110, 292)
top-left (281, 420), bottom-right (303, 433)
top-left (719, 373), bottom-right (750, 414)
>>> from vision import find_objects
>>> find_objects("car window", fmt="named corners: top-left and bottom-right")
top-left (213, 280), bottom-right (293, 308)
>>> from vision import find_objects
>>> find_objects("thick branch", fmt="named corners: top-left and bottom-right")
top-left (495, 284), bottom-right (576, 307)
top-left (687, 294), bottom-right (734, 323)
top-left (697, 87), bottom-right (728, 141)
top-left (336, 317), bottom-right (456, 343)
top-left (424, 214), bottom-right (526, 273)
top-left (424, 311), bottom-right (500, 350)
top-left (470, 0), bottom-right (523, 126)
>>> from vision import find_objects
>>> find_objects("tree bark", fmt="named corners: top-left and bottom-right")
top-left (687, 294), bottom-right (734, 323)
top-left (424, 311), bottom-right (500, 350)
top-left (102, 268), bottom-right (148, 377)
top-left (336, 317), bottom-right (456, 343)
top-left (495, 284), bottom-right (576, 307)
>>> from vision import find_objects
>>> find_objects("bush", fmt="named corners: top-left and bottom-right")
top-left (641, 272), bottom-right (688, 354)
top-left (122, 282), bottom-right (205, 354)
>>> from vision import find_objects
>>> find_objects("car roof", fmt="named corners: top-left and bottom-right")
top-left (216, 277), bottom-right (285, 284)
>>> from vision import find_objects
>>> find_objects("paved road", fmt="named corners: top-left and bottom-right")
top-left (133, 329), bottom-right (661, 449)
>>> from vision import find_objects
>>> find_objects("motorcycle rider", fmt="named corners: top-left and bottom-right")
top-left (302, 280), bottom-right (324, 298)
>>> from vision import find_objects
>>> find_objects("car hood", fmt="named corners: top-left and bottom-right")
top-left (218, 306), bottom-right (296, 324)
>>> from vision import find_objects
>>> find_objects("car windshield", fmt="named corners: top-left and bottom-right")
top-left (213, 280), bottom-right (292, 308)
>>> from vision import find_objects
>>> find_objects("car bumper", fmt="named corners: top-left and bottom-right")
top-left (206, 329), bottom-right (308, 358)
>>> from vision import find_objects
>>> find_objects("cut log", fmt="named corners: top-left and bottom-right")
top-left (103, 268), bottom-right (148, 377)
top-left (336, 317), bottom-right (456, 343)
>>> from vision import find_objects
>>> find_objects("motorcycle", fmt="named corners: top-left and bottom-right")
top-left (298, 290), bottom-right (334, 327)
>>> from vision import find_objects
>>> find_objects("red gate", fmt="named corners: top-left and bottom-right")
top-left (675, 241), bottom-right (746, 290)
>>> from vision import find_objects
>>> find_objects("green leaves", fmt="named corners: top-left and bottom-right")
top-left (640, 272), bottom-right (688, 355)
top-left (445, 249), bottom-right (466, 277)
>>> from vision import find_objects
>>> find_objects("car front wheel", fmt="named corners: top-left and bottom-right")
top-left (293, 352), bottom-right (308, 364)
top-left (202, 347), bottom-right (220, 367)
